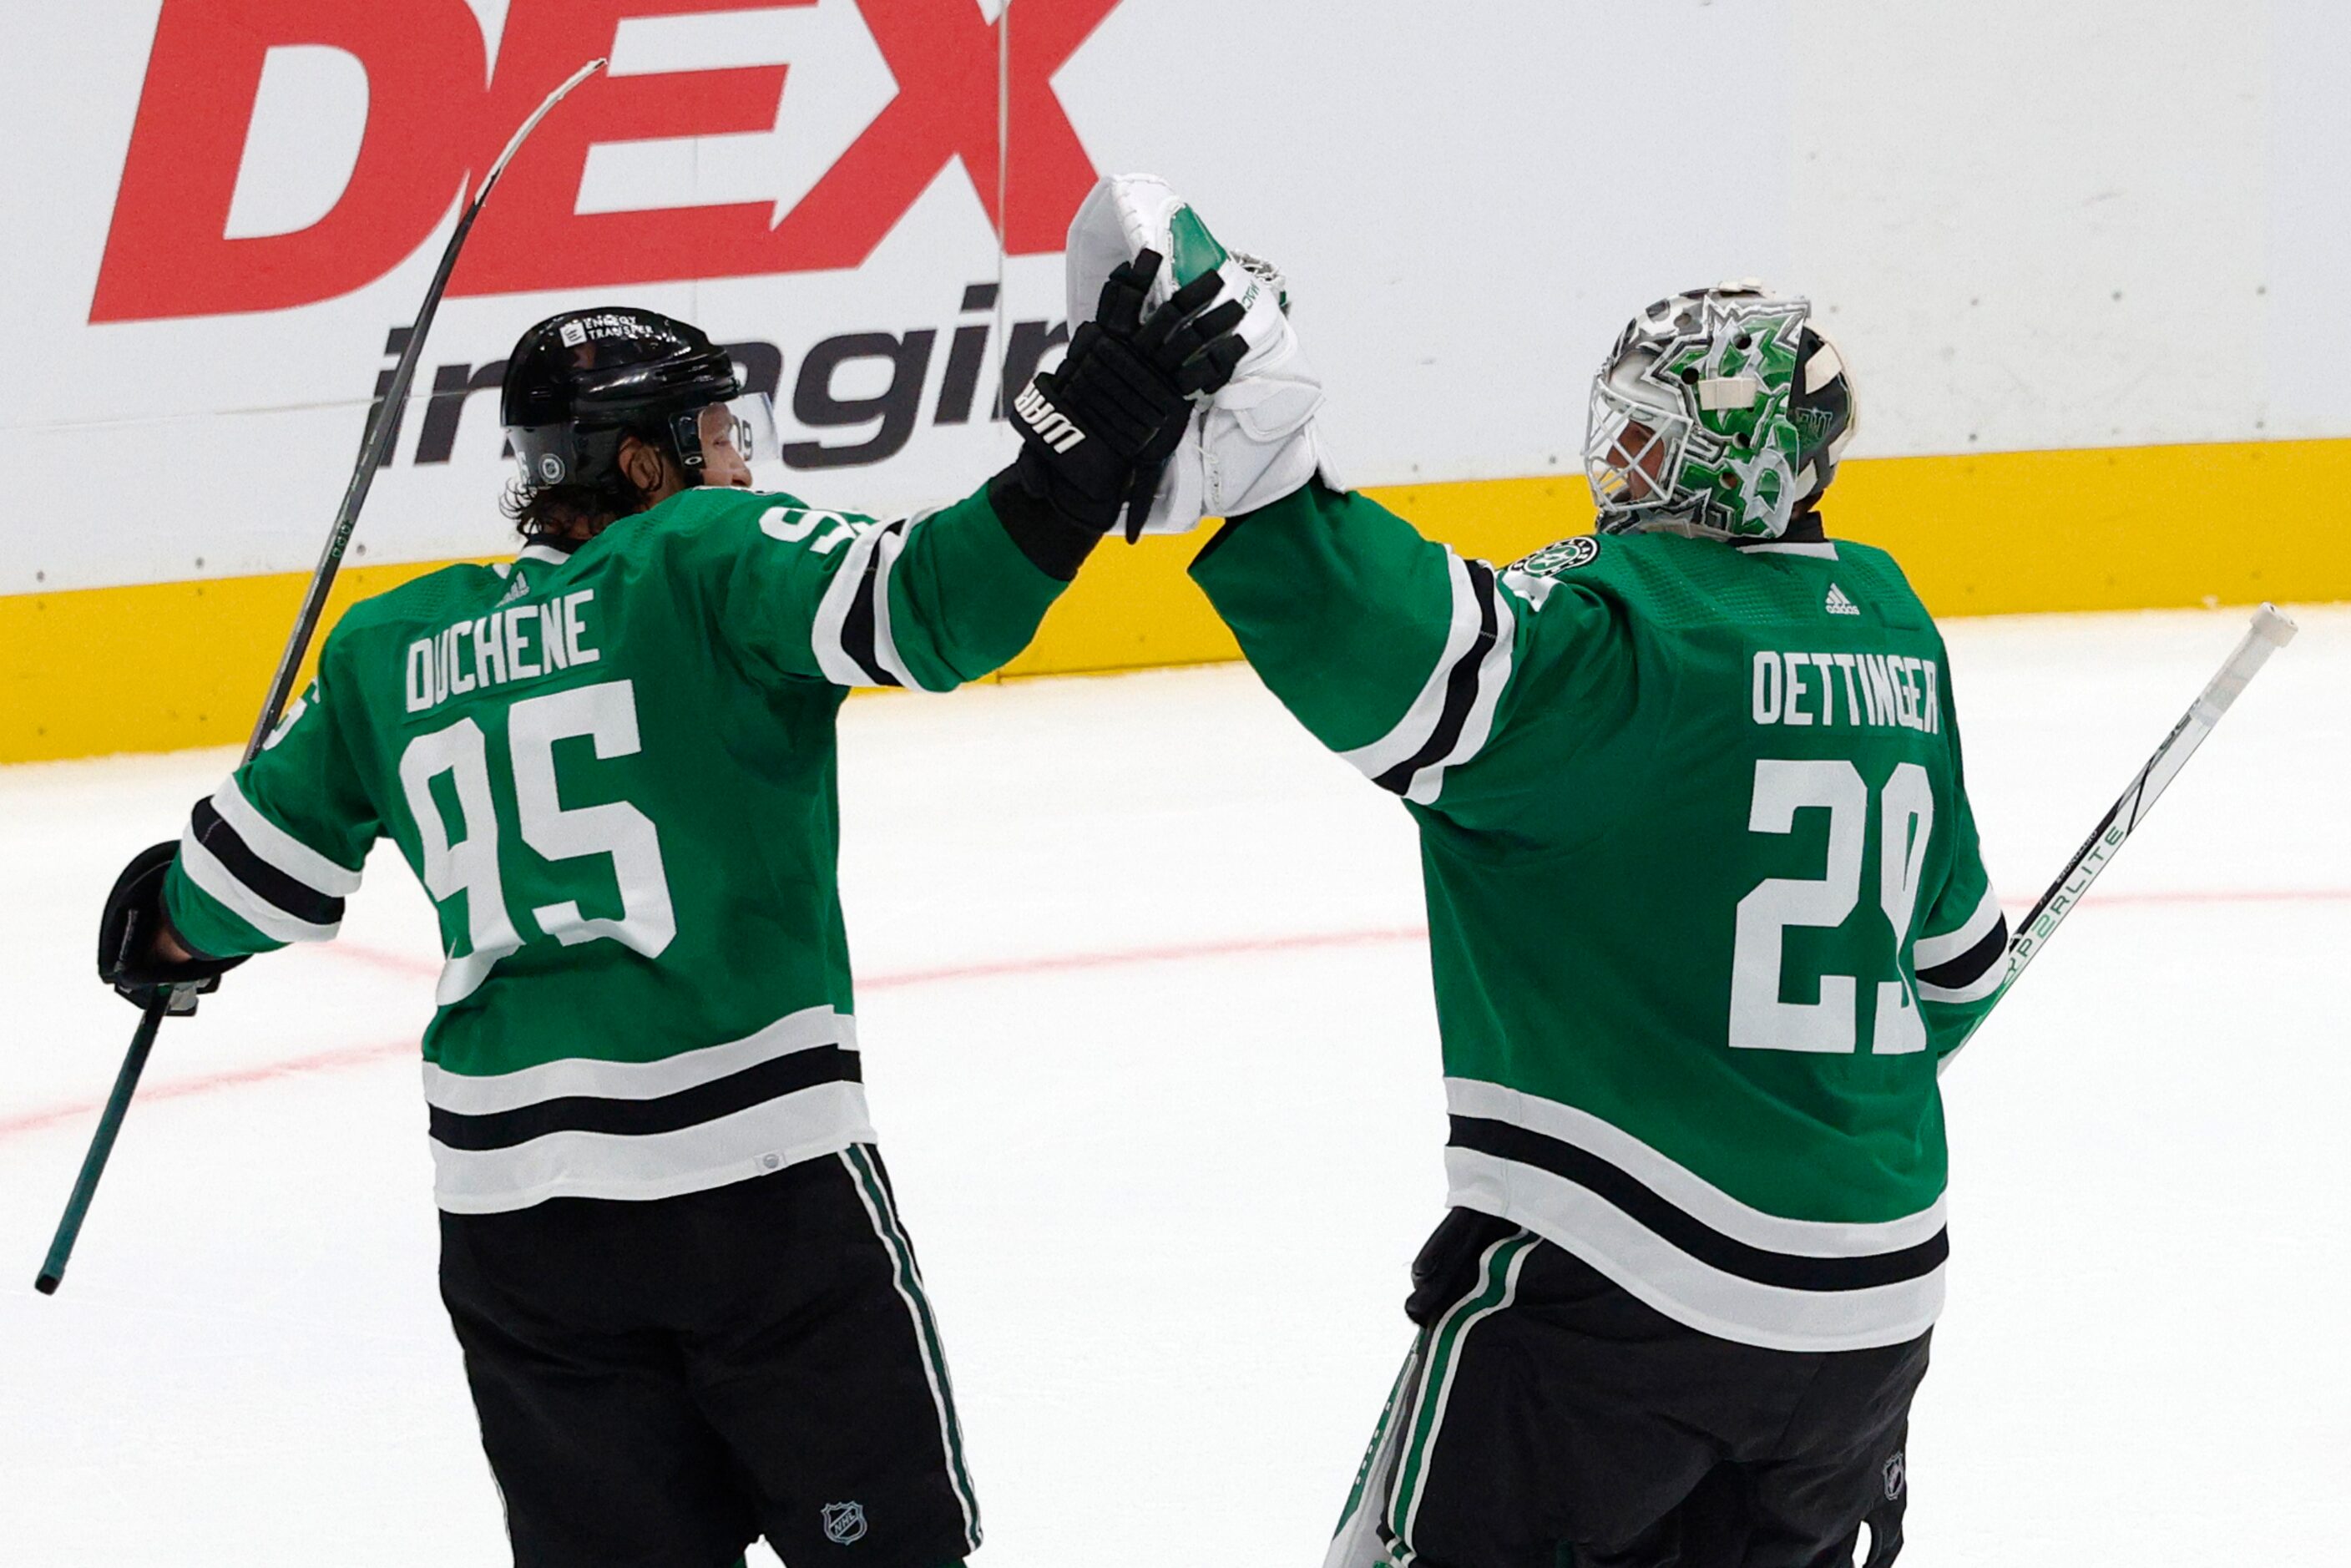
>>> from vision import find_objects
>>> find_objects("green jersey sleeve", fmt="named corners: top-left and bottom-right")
top-left (162, 637), bottom-right (382, 959)
top-left (663, 480), bottom-right (1074, 694)
top-left (1910, 688), bottom-right (2010, 1057)
top-left (1189, 483), bottom-right (1529, 807)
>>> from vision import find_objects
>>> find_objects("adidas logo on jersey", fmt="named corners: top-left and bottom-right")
top-left (1825, 584), bottom-right (1861, 616)
top-left (1013, 382), bottom-right (1085, 454)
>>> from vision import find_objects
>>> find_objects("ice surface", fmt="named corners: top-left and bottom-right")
top-left (3, 606), bottom-right (2344, 1565)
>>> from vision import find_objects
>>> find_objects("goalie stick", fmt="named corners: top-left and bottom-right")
top-left (34, 58), bottom-right (608, 1297)
top-left (1940, 600), bottom-right (2298, 1068)
top-left (1325, 604), bottom-right (2298, 1565)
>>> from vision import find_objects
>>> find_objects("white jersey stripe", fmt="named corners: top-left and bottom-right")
top-left (428, 1080), bottom-right (874, 1213)
top-left (1445, 1147), bottom-right (1944, 1352)
top-left (210, 776), bottom-right (363, 897)
top-left (1338, 552), bottom-right (1483, 781)
top-left (1918, 964), bottom-right (2009, 1005)
top-left (1406, 578), bottom-right (1517, 806)
top-left (1914, 885), bottom-right (2005, 969)
top-left (1445, 1078), bottom-right (1947, 1255)
top-left (863, 520), bottom-right (925, 691)
top-left (175, 826), bottom-right (340, 944)
top-left (421, 1004), bottom-right (857, 1115)
top-left (811, 524), bottom-right (887, 687)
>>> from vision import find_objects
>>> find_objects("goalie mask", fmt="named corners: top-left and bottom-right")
top-left (1583, 284), bottom-right (1857, 541)
top-left (501, 307), bottom-right (776, 493)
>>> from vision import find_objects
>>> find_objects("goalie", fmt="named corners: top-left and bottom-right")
top-left (1069, 176), bottom-right (2009, 1568)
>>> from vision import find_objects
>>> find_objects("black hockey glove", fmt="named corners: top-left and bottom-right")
top-left (1011, 248), bottom-right (1247, 537)
top-left (98, 842), bottom-right (245, 1012)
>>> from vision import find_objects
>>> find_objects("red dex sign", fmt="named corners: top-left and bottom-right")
top-left (92, 0), bottom-right (1122, 324)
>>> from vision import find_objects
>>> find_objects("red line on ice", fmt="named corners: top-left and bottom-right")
top-left (0, 1038), bottom-right (418, 1140)
top-left (6, 893), bottom-right (2343, 1141)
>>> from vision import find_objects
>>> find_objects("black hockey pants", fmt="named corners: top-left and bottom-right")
top-left (1334, 1210), bottom-right (1924, 1568)
top-left (438, 1147), bottom-right (980, 1568)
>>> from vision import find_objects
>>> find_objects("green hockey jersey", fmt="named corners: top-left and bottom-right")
top-left (165, 481), bottom-right (1074, 1214)
top-left (1192, 484), bottom-right (2009, 1351)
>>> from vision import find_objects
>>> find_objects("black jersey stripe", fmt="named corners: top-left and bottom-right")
top-left (1447, 1115), bottom-right (1948, 1292)
top-left (838, 520), bottom-right (907, 689)
top-left (1373, 559), bottom-right (1499, 796)
top-left (1917, 915), bottom-right (2010, 991)
top-left (188, 797), bottom-right (346, 928)
top-left (428, 1045), bottom-right (862, 1151)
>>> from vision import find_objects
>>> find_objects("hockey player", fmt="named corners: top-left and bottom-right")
top-left (1070, 181), bottom-right (2008, 1567)
top-left (94, 267), bottom-right (1245, 1568)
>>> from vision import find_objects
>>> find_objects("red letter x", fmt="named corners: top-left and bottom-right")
top-left (771, 0), bottom-right (1121, 270)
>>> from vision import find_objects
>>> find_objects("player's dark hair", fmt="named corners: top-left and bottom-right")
top-left (500, 466), bottom-right (655, 544)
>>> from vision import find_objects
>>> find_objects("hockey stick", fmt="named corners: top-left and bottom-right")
top-left (33, 58), bottom-right (607, 1297)
top-left (1939, 601), bottom-right (2298, 1071)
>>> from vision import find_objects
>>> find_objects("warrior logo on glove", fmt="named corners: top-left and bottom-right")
top-left (1011, 382), bottom-right (1087, 455)
top-left (1007, 248), bottom-right (1246, 539)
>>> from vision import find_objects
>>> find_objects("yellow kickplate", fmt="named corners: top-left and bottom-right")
top-left (5, 440), bottom-right (2345, 764)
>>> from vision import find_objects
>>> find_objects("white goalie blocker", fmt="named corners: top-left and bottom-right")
top-left (1063, 173), bottom-right (1343, 533)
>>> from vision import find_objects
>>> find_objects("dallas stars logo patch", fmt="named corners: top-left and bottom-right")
top-left (1514, 536), bottom-right (1600, 576)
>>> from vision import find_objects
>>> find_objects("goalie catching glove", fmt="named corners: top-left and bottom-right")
top-left (1010, 249), bottom-right (1246, 536)
top-left (1063, 173), bottom-right (1343, 535)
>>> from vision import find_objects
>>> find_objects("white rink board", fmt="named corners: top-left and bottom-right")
top-left (5, 0), bottom-right (2351, 593)
top-left (0, 606), bottom-right (2345, 1565)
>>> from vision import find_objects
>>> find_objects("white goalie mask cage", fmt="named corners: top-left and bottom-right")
top-left (1585, 350), bottom-right (1698, 524)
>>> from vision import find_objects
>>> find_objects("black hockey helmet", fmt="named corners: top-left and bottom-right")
top-left (500, 307), bottom-right (771, 491)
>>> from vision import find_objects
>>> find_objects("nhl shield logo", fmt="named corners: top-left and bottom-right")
top-left (821, 1501), bottom-right (868, 1545)
top-left (1882, 1450), bottom-right (1906, 1500)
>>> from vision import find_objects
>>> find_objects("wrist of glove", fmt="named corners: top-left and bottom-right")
top-left (1011, 248), bottom-right (1246, 535)
top-left (99, 842), bottom-right (245, 1012)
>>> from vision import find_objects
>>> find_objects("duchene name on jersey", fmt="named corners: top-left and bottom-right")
top-left (1752, 649), bottom-right (1941, 735)
top-left (160, 483), bottom-right (1084, 1216)
top-left (405, 589), bottom-right (602, 714)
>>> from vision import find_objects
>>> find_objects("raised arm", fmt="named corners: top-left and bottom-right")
top-left (1189, 482), bottom-right (1538, 807)
top-left (690, 247), bottom-right (1250, 692)
top-left (670, 478), bottom-right (1096, 694)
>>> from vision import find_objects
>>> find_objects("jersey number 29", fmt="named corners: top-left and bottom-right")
top-left (1730, 758), bottom-right (1932, 1055)
top-left (397, 679), bottom-right (676, 1004)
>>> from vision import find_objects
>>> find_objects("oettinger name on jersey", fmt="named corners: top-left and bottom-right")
top-left (407, 589), bottom-right (600, 713)
top-left (1752, 650), bottom-right (1940, 734)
